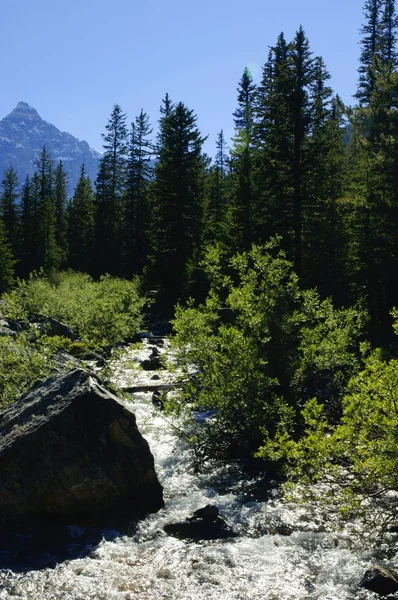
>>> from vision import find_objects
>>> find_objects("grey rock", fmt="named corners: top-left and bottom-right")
top-left (0, 369), bottom-right (164, 523)
top-left (40, 317), bottom-right (79, 341)
top-left (0, 102), bottom-right (101, 194)
top-left (359, 564), bottom-right (398, 596)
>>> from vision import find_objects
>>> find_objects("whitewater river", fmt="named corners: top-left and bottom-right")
top-left (0, 343), bottom-right (390, 599)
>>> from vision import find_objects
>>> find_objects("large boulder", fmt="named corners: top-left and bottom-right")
top-left (0, 369), bottom-right (163, 523)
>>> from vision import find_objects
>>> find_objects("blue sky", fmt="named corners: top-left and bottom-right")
top-left (1, 0), bottom-right (365, 156)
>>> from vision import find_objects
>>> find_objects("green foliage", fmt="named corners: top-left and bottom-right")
top-left (0, 332), bottom-right (57, 408)
top-left (169, 241), bottom-right (366, 461)
top-left (2, 270), bottom-right (145, 348)
top-left (259, 347), bottom-right (398, 530)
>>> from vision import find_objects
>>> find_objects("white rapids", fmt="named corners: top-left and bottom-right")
top-left (0, 343), bottom-right (388, 599)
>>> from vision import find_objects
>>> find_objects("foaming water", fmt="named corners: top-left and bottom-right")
top-left (0, 391), bottom-right (382, 599)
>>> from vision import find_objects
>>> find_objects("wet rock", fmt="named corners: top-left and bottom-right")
top-left (189, 504), bottom-right (219, 522)
top-left (152, 390), bottom-right (164, 409)
top-left (359, 564), bottom-right (398, 597)
top-left (141, 355), bottom-right (162, 371)
top-left (148, 337), bottom-right (165, 347)
top-left (164, 505), bottom-right (236, 540)
top-left (164, 516), bottom-right (236, 540)
top-left (0, 369), bottom-right (164, 524)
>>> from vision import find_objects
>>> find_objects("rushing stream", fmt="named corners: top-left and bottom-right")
top-left (0, 342), bottom-right (390, 599)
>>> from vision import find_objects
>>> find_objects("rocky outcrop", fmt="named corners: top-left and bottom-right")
top-left (0, 369), bottom-right (163, 523)
top-left (359, 564), bottom-right (398, 596)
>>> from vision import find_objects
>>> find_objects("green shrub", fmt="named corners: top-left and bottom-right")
top-left (0, 332), bottom-right (58, 408)
top-left (2, 270), bottom-right (146, 349)
top-left (169, 241), bottom-right (366, 462)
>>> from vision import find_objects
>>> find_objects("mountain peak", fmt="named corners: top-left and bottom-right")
top-left (8, 102), bottom-right (42, 120)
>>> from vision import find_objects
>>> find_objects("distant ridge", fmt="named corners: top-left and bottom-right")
top-left (0, 102), bottom-right (101, 194)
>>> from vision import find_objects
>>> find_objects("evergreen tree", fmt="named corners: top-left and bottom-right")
top-left (35, 146), bottom-right (61, 272)
top-left (203, 130), bottom-right (231, 246)
top-left (54, 161), bottom-right (69, 266)
top-left (303, 62), bottom-right (347, 295)
top-left (150, 101), bottom-right (206, 305)
top-left (231, 67), bottom-right (257, 250)
top-left (254, 34), bottom-right (293, 245)
top-left (0, 167), bottom-right (20, 259)
top-left (380, 0), bottom-right (398, 68)
top-left (68, 165), bottom-right (96, 272)
top-left (94, 104), bottom-right (128, 275)
top-left (356, 0), bottom-right (384, 104)
top-left (0, 218), bottom-right (15, 294)
top-left (125, 109), bottom-right (153, 275)
top-left (19, 176), bottom-right (37, 277)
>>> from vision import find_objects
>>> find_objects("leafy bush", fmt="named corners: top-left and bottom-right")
top-left (0, 332), bottom-right (58, 408)
top-left (2, 270), bottom-right (146, 348)
top-left (169, 241), bottom-right (366, 462)
top-left (260, 348), bottom-right (398, 532)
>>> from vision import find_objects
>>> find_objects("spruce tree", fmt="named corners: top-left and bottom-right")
top-left (0, 167), bottom-right (20, 260)
top-left (380, 0), bottom-right (398, 67)
top-left (356, 0), bottom-right (384, 104)
top-left (150, 100), bottom-right (206, 305)
top-left (35, 146), bottom-right (61, 272)
top-left (231, 67), bottom-right (257, 251)
top-left (254, 34), bottom-right (293, 245)
top-left (68, 165), bottom-right (96, 272)
top-left (125, 109), bottom-right (153, 275)
top-left (0, 218), bottom-right (15, 294)
top-left (94, 105), bottom-right (128, 275)
top-left (54, 161), bottom-right (69, 266)
top-left (203, 130), bottom-right (230, 246)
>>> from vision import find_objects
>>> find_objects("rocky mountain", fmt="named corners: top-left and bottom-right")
top-left (0, 102), bottom-right (101, 194)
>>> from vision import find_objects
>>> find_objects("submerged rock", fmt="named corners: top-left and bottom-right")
top-left (0, 369), bottom-right (164, 524)
top-left (359, 564), bottom-right (398, 597)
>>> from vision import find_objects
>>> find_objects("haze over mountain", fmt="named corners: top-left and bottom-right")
top-left (0, 102), bottom-right (101, 194)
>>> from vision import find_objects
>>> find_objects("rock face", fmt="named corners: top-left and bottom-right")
top-left (0, 369), bottom-right (163, 523)
top-left (359, 564), bottom-right (398, 596)
top-left (0, 102), bottom-right (101, 193)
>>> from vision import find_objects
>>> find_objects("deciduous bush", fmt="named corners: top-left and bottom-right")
top-left (169, 240), bottom-right (366, 462)
top-left (2, 271), bottom-right (146, 348)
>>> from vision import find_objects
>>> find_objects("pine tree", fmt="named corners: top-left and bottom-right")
top-left (0, 218), bottom-right (15, 294)
top-left (19, 176), bottom-right (38, 276)
top-left (203, 130), bottom-right (230, 246)
top-left (68, 165), bottom-right (96, 272)
top-left (0, 167), bottom-right (20, 259)
top-left (356, 0), bottom-right (384, 104)
top-left (230, 67), bottom-right (257, 251)
top-left (150, 101), bottom-right (206, 305)
top-left (380, 0), bottom-right (398, 68)
top-left (54, 161), bottom-right (69, 266)
top-left (304, 60), bottom-right (347, 295)
top-left (94, 105), bottom-right (128, 275)
top-left (254, 34), bottom-right (293, 245)
top-left (125, 109), bottom-right (153, 275)
top-left (35, 146), bottom-right (61, 272)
